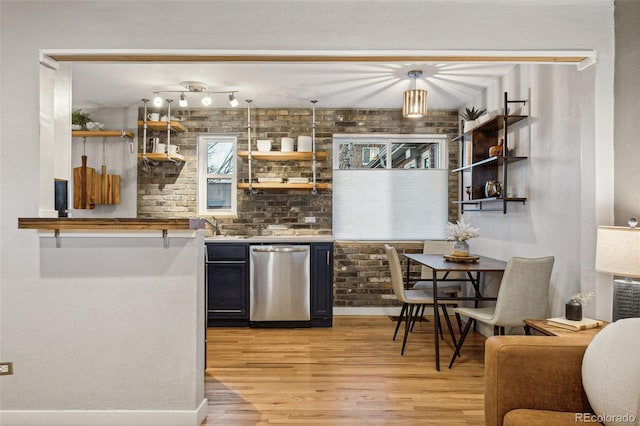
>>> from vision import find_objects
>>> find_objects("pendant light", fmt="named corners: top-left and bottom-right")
top-left (402, 70), bottom-right (427, 118)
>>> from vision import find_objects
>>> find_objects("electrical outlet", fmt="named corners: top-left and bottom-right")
top-left (0, 362), bottom-right (13, 375)
top-left (304, 216), bottom-right (316, 223)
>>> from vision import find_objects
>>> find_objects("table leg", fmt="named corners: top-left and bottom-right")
top-left (432, 268), bottom-right (440, 371)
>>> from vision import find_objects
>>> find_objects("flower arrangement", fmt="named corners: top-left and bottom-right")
top-left (570, 292), bottom-right (595, 305)
top-left (445, 217), bottom-right (480, 242)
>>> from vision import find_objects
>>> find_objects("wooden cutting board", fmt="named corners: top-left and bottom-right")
top-left (73, 155), bottom-right (96, 209)
top-left (93, 165), bottom-right (121, 205)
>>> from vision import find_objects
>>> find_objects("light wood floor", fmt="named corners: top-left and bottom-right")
top-left (204, 315), bottom-right (487, 425)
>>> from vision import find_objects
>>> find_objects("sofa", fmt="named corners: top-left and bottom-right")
top-left (484, 318), bottom-right (640, 426)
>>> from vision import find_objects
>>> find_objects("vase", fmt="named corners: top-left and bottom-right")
top-left (565, 300), bottom-right (582, 321)
top-left (452, 240), bottom-right (470, 257)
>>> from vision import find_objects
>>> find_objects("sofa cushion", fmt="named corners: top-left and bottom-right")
top-left (504, 409), bottom-right (599, 425)
top-left (582, 318), bottom-right (640, 426)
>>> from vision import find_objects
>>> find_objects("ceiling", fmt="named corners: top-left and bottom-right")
top-left (71, 61), bottom-right (516, 111)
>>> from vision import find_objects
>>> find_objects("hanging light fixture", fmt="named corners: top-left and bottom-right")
top-left (402, 70), bottom-right (427, 118)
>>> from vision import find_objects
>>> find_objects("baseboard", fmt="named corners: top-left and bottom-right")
top-left (334, 306), bottom-right (403, 316)
top-left (0, 398), bottom-right (208, 426)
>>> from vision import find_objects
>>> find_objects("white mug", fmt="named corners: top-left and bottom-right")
top-left (147, 112), bottom-right (160, 122)
top-left (167, 145), bottom-right (180, 156)
top-left (148, 137), bottom-right (160, 152)
top-left (154, 143), bottom-right (167, 153)
top-left (160, 115), bottom-right (169, 122)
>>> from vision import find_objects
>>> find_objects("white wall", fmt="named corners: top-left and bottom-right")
top-left (0, 0), bottom-right (615, 421)
top-left (614, 1), bottom-right (640, 224)
top-left (464, 63), bottom-right (599, 318)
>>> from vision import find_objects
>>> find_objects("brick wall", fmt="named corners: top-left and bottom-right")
top-left (137, 106), bottom-right (459, 306)
top-left (334, 241), bottom-right (429, 307)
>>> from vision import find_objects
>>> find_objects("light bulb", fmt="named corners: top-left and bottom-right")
top-left (201, 95), bottom-right (212, 106)
top-left (179, 93), bottom-right (188, 107)
top-left (229, 93), bottom-right (239, 107)
top-left (153, 95), bottom-right (163, 107)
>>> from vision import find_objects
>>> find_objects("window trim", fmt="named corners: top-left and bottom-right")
top-left (197, 134), bottom-right (238, 216)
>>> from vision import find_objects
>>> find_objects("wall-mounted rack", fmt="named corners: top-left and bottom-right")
top-left (241, 100), bottom-right (326, 193)
top-left (453, 92), bottom-right (528, 214)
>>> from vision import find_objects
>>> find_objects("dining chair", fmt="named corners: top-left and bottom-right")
top-left (384, 244), bottom-right (459, 355)
top-left (448, 256), bottom-right (555, 368)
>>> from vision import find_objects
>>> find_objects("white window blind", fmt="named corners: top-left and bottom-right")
top-left (333, 169), bottom-right (449, 240)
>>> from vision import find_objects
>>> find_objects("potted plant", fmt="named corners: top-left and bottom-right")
top-left (71, 109), bottom-right (91, 130)
top-left (461, 106), bottom-right (487, 132)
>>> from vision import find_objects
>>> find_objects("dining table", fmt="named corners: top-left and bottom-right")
top-left (403, 253), bottom-right (507, 370)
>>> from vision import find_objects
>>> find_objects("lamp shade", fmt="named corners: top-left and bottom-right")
top-left (595, 226), bottom-right (640, 278)
top-left (402, 89), bottom-right (428, 118)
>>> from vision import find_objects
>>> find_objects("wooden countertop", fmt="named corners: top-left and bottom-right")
top-left (18, 218), bottom-right (206, 231)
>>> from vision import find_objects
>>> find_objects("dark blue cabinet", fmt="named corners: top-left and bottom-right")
top-left (311, 243), bottom-right (333, 327)
top-left (205, 241), bottom-right (333, 327)
top-left (205, 243), bottom-right (249, 326)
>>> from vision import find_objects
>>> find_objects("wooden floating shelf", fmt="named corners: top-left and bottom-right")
top-left (18, 218), bottom-right (206, 231)
top-left (237, 151), bottom-right (327, 161)
top-left (452, 156), bottom-right (527, 172)
top-left (452, 197), bottom-right (527, 205)
top-left (238, 182), bottom-right (330, 190)
top-left (137, 120), bottom-right (186, 132)
top-left (137, 153), bottom-right (186, 162)
top-left (72, 130), bottom-right (134, 138)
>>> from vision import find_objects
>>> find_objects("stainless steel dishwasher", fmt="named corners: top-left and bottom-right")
top-left (249, 245), bottom-right (311, 326)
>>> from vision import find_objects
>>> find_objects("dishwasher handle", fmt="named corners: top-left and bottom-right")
top-left (252, 246), bottom-right (307, 253)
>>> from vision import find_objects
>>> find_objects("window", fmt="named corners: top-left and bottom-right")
top-left (332, 134), bottom-right (448, 240)
top-left (198, 135), bottom-right (237, 216)
top-left (335, 135), bottom-right (445, 170)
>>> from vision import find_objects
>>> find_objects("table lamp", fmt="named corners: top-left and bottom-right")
top-left (595, 218), bottom-right (640, 321)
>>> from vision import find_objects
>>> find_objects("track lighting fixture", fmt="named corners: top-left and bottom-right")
top-left (151, 81), bottom-right (240, 108)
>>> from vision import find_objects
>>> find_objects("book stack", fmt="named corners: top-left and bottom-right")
top-left (546, 317), bottom-right (604, 331)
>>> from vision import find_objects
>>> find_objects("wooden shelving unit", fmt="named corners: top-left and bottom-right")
top-left (138, 115), bottom-right (186, 164)
top-left (238, 182), bottom-right (330, 190)
top-left (137, 152), bottom-right (186, 163)
top-left (240, 100), bottom-right (328, 192)
top-left (137, 120), bottom-right (186, 132)
top-left (237, 151), bottom-right (327, 161)
top-left (453, 92), bottom-right (528, 214)
top-left (72, 130), bottom-right (134, 138)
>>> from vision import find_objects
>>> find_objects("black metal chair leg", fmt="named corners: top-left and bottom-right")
top-left (449, 318), bottom-right (474, 369)
top-left (401, 304), bottom-right (414, 355)
top-left (454, 312), bottom-right (463, 334)
top-left (393, 303), bottom-right (407, 340)
top-left (410, 304), bottom-right (422, 332)
top-left (440, 305), bottom-right (458, 348)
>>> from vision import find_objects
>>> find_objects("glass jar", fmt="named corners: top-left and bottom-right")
top-left (452, 240), bottom-right (470, 257)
